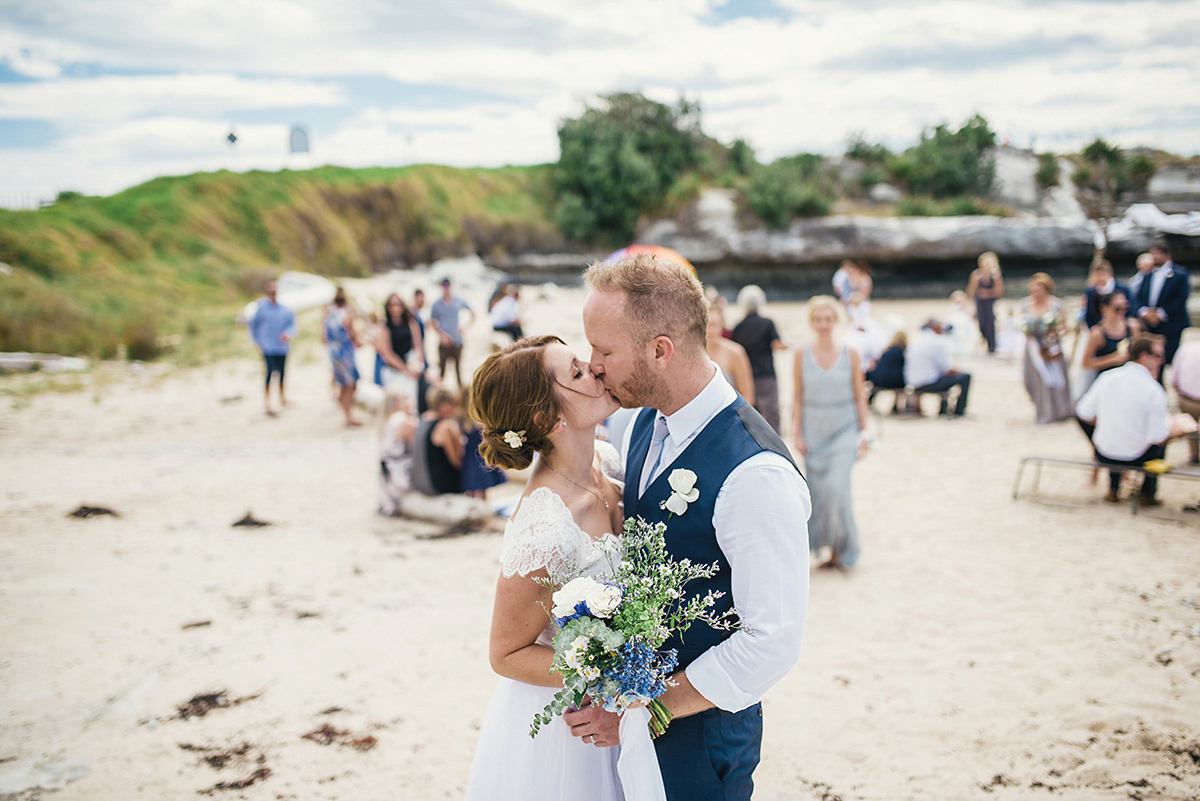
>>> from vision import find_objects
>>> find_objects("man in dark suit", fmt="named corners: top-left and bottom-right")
top-left (1131, 240), bottom-right (1190, 376)
top-left (1082, 258), bottom-right (1132, 329)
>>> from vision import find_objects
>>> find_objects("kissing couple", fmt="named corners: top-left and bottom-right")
top-left (463, 254), bottom-right (810, 801)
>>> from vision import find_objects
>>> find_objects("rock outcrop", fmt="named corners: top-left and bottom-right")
top-left (638, 189), bottom-right (1126, 265)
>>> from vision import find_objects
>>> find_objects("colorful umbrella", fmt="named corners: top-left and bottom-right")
top-left (599, 244), bottom-right (696, 275)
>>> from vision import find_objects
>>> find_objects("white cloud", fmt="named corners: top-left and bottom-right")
top-left (0, 0), bottom-right (1198, 199)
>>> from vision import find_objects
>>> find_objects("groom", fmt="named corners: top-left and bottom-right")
top-left (565, 254), bottom-right (810, 800)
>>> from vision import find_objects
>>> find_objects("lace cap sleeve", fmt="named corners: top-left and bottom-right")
top-left (595, 439), bottom-right (625, 487)
top-left (498, 488), bottom-right (586, 584)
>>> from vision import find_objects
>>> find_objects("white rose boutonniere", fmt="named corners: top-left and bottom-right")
top-left (661, 468), bottom-right (700, 516)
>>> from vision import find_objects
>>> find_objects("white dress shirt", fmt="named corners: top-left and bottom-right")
top-left (1172, 341), bottom-right (1200, 400)
top-left (903, 329), bottom-right (951, 388)
top-left (621, 368), bottom-right (811, 713)
top-left (1076, 361), bottom-right (1170, 460)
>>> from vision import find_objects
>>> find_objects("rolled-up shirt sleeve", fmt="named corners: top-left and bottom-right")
top-left (684, 452), bottom-right (811, 712)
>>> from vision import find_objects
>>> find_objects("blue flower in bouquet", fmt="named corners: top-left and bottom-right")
top-left (598, 641), bottom-right (679, 712)
top-left (529, 517), bottom-right (740, 738)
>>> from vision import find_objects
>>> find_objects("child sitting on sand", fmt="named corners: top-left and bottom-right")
top-left (378, 390), bottom-right (418, 516)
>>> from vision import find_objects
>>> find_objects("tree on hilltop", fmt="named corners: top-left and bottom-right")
top-left (552, 92), bottom-right (706, 244)
top-left (1072, 138), bottom-right (1156, 257)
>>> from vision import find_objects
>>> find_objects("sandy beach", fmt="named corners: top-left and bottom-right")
top-left (2, 281), bottom-right (1199, 801)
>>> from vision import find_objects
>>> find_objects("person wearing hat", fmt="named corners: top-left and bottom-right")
top-left (429, 278), bottom-right (475, 388)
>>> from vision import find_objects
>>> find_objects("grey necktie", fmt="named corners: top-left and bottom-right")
top-left (641, 414), bottom-right (670, 497)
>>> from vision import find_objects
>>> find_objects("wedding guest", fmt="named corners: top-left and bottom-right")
top-left (412, 288), bottom-right (428, 357)
top-left (378, 390), bottom-right (418, 516)
top-left (966, 251), bottom-right (1004, 353)
top-left (865, 331), bottom-right (907, 413)
top-left (463, 335), bottom-right (628, 799)
top-left (489, 284), bottom-right (523, 342)
top-left (1079, 292), bottom-right (1140, 395)
top-left (247, 278), bottom-right (295, 416)
top-left (422, 386), bottom-right (464, 494)
top-left (831, 259), bottom-right (856, 304)
top-left (945, 290), bottom-right (977, 357)
top-left (1131, 240), bottom-right (1191, 373)
top-left (1171, 339), bottom-right (1200, 465)
top-left (430, 277), bottom-right (475, 389)
top-left (322, 285), bottom-right (362, 427)
top-left (904, 320), bottom-right (971, 417)
top-left (844, 260), bottom-right (874, 328)
top-left (1019, 273), bottom-right (1072, 424)
top-left (706, 303), bottom-right (755, 404)
top-left (793, 296), bottom-right (869, 569)
top-left (412, 288), bottom-right (431, 415)
top-left (731, 284), bottom-right (786, 433)
top-left (1076, 334), bottom-right (1192, 505)
top-left (373, 293), bottom-right (424, 405)
top-left (460, 386), bottom-right (508, 500)
top-left (1082, 258), bottom-right (1131, 329)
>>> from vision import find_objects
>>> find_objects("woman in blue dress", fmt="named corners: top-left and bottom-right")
top-left (323, 286), bottom-right (362, 427)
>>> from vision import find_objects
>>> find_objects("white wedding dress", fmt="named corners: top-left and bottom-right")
top-left (465, 442), bottom-right (659, 801)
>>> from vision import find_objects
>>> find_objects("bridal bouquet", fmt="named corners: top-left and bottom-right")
top-left (529, 516), bottom-right (738, 738)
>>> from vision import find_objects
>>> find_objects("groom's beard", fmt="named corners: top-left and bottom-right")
top-left (609, 356), bottom-right (663, 409)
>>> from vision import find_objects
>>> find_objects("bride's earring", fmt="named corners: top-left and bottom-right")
top-left (560, 420), bottom-right (567, 428)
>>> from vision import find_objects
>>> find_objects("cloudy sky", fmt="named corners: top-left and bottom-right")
top-left (1, 0), bottom-right (1197, 204)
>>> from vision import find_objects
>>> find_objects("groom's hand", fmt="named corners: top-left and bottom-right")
top-left (563, 697), bottom-right (621, 748)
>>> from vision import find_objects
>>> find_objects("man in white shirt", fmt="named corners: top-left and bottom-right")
top-left (1077, 333), bottom-right (1188, 505)
top-left (571, 253), bottom-right (810, 801)
top-left (904, 320), bottom-right (972, 417)
top-left (1171, 339), bottom-right (1200, 464)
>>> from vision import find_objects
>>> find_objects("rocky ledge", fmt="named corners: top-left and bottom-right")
top-left (638, 189), bottom-right (1167, 266)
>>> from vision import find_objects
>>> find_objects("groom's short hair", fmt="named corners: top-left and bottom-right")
top-left (583, 253), bottom-right (708, 352)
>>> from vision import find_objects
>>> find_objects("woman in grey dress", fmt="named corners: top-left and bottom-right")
top-left (1019, 273), bottom-right (1073, 424)
top-left (792, 296), bottom-right (870, 569)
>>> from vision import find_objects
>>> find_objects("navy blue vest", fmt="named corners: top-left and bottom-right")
top-left (624, 396), bottom-right (802, 670)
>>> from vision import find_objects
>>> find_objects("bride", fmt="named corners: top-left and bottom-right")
top-left (464, 335), bottom-right (648, 800)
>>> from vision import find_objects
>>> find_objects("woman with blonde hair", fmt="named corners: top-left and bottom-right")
top-left (463, 335), bottom-right (659, 799)
top-left (967, 251), bottom-right (1005, 353)
top-left (1020, 272), bottom-right (1072, 423)
top-left (793, 295), bottom-right (870, 569)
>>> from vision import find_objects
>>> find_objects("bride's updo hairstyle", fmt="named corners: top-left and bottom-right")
top-left (468, 335), bottom-right (567, 471)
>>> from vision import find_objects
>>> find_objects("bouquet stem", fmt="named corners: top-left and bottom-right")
top-left (647, 699), bottom-right (673, 739)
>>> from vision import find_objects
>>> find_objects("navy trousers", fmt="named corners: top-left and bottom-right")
top-left (655, 704), bottom-right (762, 801)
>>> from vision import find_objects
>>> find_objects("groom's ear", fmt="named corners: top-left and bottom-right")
top-left (650, 335), bottom-right (674, 367)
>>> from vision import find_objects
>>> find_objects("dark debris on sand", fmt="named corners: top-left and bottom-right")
top-left (180, 620), bottom-right (212, 630)
top-left (180, 741), bottom-right (270, 795)
top-left (68, 505), bottom-right (119, 518)
top-left (197, 768), bottom-right (271, 795)
top-left (173, 690), bottom-right (261, 720)
top-left (418, 518), bottom-right (485, 540)
top-left (301, 723), bottom-right (377, 751)
top-left (231, 511), bottom-right (271, 528)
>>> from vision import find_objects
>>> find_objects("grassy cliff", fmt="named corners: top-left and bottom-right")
top-left (0, 164), bottom-right (559, 358)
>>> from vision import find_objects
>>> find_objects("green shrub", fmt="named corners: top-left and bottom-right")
top-left (744, 158), bottom-right (835, 229)
top-left (552, 92), bottom-right (706, 243)
top-left (896, 194), bottom-right (993, 217)
top-left (1036, 153), bottom-right (1060, 189)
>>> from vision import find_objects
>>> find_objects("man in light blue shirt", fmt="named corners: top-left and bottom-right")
top-left (429, 278), bottom-right (474, 388)
top-left (248, 279), bottom-right (296, 415)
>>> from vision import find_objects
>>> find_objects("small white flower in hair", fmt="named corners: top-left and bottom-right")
top-left (503, 429), bottom-right (527, 449)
